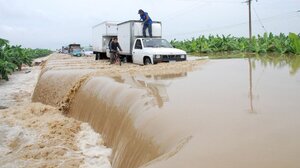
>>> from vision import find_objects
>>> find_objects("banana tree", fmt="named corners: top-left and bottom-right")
top-left (4, 45), bottom-right (32, 70)
top-left (0, 38), bottom-right (9, 59)
top-left (0, 59), bottom-right (16, 80)
top-left (0, 38), bottom-right (15, 80)
top-left (289, 33), bottom-right (300, 55)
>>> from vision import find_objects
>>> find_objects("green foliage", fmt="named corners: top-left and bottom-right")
top-left (170, 33), bottom-right (300, 55)
top-left (0, 59), bottom-right (16, 81)
top-left (0, 38), bottom-right (9, 48)
top-left (24, 48), bottom-right (53, 58)
top-left (0, 38), bottom-right (9, 59)
top-left (289, 33), bottom-right (300, 55)
top-left (0, 38), bottom-right (52, 80)
top-left (4, 45), bottom-right (32, 70)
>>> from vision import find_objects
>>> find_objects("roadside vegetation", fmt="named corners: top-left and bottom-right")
top-left (251, 54), bottom-right (300, 75)
top-left (171, 33), bottom-right (300, 55)
top-left (0, 38), bottom-right (52, 81)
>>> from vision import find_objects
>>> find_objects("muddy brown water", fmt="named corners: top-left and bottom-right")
top-left (32, 55), bottom-right (300, 168)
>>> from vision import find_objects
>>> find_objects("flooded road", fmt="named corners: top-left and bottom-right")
top-left (133, 58), bottom-right (300, 168)
top-left (31, 54), bottom-right (300, 168)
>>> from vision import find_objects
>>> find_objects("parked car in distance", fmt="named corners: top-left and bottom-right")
top-left (72, 48), bottom-right (82, 57)
top-left (83, 50), bottom-right (93, 56)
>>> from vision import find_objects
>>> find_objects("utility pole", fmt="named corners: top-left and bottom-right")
top-left (246, 0), bottom-right (255, 113)
top-left (248, 0), bottom-right (252, 40)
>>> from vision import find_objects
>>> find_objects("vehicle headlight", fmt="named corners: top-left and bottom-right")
top-left (154, 55), bottom-right (161, 59)
top-left (180, 55), bottom-right (186, 59)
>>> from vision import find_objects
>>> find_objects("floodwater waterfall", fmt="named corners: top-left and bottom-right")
top-left (68, 77), bottom-right (162, 168)
top-left (32, 69), bottom-right (188, 168)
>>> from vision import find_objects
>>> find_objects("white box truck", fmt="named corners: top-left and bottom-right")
top-left (92, 20), bottom-right (187, 65)
top-left (92, 21), bottom-right (118, 60)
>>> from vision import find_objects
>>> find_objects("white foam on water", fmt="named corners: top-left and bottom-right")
top-left (76, 123), bottom-right (112, 168)
top-left (0, 107), bottom-right (112, 168)
top-left (0, 123), bottom-right (38, 167)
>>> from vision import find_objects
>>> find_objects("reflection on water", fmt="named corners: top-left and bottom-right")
top-left (248, 55), bottom-right (300, 113)
top-left (145, 72), bottom-right (188, 80)
top-left (208, 53), bottom-right (300, 75)
top-left (113, 72), bottom-right (187, 108)
top-left (248, 57), bottom-right (254, 113)
top-left (209, 54), bottom-right (300, 113)
top-left (250, 54), bottom-right (300, 75)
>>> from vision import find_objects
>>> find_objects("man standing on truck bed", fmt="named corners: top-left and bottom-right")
top-left (138, 9), bottom-right (152, 38)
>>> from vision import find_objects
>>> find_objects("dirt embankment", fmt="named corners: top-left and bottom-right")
top-left (0, 54), bottom-right (112, 168)
top-left (0, 103), bottom-right (111, 168)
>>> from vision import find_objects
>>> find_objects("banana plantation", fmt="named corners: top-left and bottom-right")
top-left (0, 38), bottom-right (52, 81)
top-left (171, 33), bottom-right (300, 55)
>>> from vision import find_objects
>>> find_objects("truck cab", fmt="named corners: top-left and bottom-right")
top-left (132, 38), bottom-right (187, 65)
top-left (68, 44), bottom-right (82, 57)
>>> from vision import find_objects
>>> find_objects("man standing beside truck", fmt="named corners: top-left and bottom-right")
top-left (138, 9), bottom-right (152, 38)
top-left (110, 37), bottom-right (122, 64)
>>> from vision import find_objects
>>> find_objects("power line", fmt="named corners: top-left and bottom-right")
top-left (174, 0), bottom-right (241, 4)
top-left (164, 11), bottom-right (298, 37)
top-left (194, 0), bottom-right (240, 3)
top-left (297, 10), bottom-right (300, 19)
top-left (162, 0), bottom-right (242, 21)
top-left (256, 11), bottom-right (298, 22)
top-left (253, 6), bottom-right (267, 32)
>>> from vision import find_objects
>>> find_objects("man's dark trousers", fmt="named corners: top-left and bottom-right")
top-left (143, 24), bottom-right (152, 37)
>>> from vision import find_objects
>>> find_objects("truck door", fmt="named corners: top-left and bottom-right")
top-left (132, 39), bottom-right (144, 64)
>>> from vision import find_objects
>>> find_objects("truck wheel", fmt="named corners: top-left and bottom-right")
top-left (100, 53), bottom-right (108, 59)
top-left (95, 53), bottom-right (99, 60)
top-left (144, 57), bottom-right (151, 65)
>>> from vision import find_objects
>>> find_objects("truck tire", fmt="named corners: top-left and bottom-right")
top-left (95, 53), bottom-right (99, 60)
top-left (144, 57), bottom-right (152, 65)
top-left (99, 53), bottom-right (105, 59)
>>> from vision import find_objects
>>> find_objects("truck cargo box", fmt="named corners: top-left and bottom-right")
top-left (92, 21), bottom-right (118, 53)
top-left (117, 20), bottom-right (162, 55)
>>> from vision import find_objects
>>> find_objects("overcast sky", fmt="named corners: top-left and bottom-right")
top-left (0, 0), bottom-right (299, 49)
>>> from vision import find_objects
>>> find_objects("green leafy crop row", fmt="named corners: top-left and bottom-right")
top-left (171, 33), bottom-right (300, 55)
top-left (0, 38), bottom-right (52, 81)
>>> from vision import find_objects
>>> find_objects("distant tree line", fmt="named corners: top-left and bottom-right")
top-left (0, 38), bottom-right (52, 81)
top-left (171, 33), bottom-right (300, 55)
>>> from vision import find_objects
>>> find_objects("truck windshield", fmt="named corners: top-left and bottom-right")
top-left (142, 39), bottom-right (173, 48)
top-left (73, 49), bottom-right (81, 51)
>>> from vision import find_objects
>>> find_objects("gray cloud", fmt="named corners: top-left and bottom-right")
top-left (0, 0), bottom-right (299, 49)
